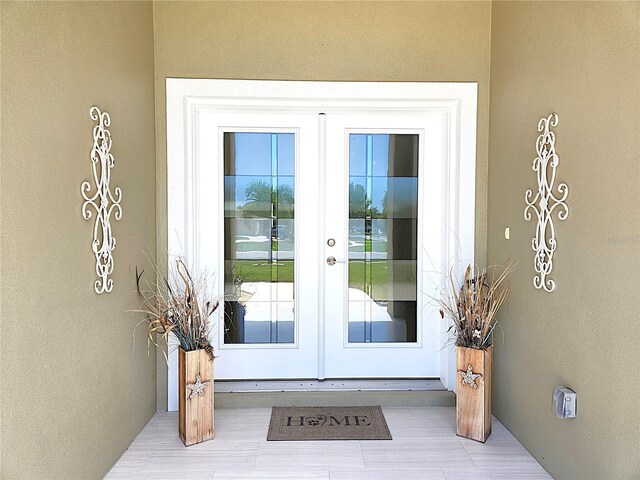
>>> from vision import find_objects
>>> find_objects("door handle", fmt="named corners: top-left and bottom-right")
top-left (326, 256), bottom-right (346, 266)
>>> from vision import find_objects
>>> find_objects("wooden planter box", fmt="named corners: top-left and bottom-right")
top-left (178, 348), bottom-right (214, 446)
top-left (456, 345), bottom-right (492, 443)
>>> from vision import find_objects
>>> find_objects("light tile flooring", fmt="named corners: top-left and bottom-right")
top-left (106, 407), bottom-right (552, 480)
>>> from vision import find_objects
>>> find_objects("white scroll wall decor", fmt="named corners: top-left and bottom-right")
top-left (81, 107), bottom-right (122, 294)
top-left (524, 113), bottom-right (569, 292)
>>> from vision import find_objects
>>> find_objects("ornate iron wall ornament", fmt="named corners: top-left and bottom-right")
top-left (81, 107), bottom-right (122, 294)
top-left (524, 113), bottom-right (569, 293)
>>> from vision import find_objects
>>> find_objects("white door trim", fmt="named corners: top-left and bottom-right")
top-left (166, 79), bottom-right (477, 410)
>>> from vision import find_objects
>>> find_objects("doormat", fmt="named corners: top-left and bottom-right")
top-left (267, 406), bottom-right (392, 441)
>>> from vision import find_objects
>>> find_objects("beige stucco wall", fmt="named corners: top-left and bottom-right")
top-left (0, 2), bottom-right (157, 479)
top-left (488, 2), bottom-right (640, 478)
top-left (4, 2), bottom-right (635, 477)
top-left (153, 0), bottom-right (492, 409)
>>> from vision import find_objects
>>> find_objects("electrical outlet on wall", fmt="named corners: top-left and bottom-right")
top-left (553, 386), bottom-right (577, 418)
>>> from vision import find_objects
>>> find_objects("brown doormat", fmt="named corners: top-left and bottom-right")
top-left (267, 406), bottom-right (392, 441)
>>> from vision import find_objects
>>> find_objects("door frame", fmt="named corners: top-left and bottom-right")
top-left (166, 79), bottom-right (477, 409)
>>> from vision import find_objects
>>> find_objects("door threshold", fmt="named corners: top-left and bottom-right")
top-left (216, 378), bottom-right (445, 393)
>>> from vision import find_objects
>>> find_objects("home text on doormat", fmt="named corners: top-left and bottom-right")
top-left (267, 406), bottom-right (392, 441)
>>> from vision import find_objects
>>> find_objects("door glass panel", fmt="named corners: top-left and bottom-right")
top-left (223, 132), bottom-right (295, 344)
top-left (348, 133), bottom-right (418, 343)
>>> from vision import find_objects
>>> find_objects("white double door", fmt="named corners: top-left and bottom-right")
top-left (194, 109), bottom-right (445, 380)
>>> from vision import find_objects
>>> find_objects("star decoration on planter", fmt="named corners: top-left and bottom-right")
top-left (186, 374), bottom-right (210, 399)
top-left (459, 364), bottom-right (483, 389)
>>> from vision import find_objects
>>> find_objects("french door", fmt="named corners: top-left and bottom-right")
top-left (198, 112), bottom-right (321, 379)
top-left (323, 113), bottom-right (443, 378)
top-left (167, 80), bottom-right (477, 406)
top-left (191, 110), bottom-right (443, 380)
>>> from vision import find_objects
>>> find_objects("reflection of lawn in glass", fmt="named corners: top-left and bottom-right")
top-left (235, 240), bottom-right (294, 252)
top-left (348, 239), bottom-right (387, 253)
top-left (233, 260), bottom-right (294, 282)
top-left (231, 260), bottom-right (408, 304)
top-left (349, 260), bottom-right (388, 300)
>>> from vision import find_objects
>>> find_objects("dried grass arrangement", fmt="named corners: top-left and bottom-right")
top-left (437, 262), bottom-right (515, 350)
top-left (135, 257), bottom-right (218, 362)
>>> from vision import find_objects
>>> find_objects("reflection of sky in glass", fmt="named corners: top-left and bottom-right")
top-left (370, 178), bottom-right (387, 211)
top-left (231, 133), bottom-right (294, 176)
top-left (372, 135), bottom-right (390, 176)
top-left (225, 132), bottom-right (295, 210)
top-left (349, 134), bottom-right (366, 176)
top-left (276, 135), bottom-right (295, 175)
top-left (350, 134), bottom-right (390, 177)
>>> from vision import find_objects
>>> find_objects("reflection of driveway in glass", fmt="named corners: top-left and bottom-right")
top-left (238, 281), bottom-right (294, 321)
top-left (235, 251), bottom-right (294, 260)
top-left (236, 282), bottom-right (295, 343)
top-left (349, 234), bottom-right (388, 242)
top-left (271, 225), bottom-right (290, 240)
top-left (235, 235), bottom-right (294, 260)
top-left (240, 282), bottom-right (396, 323)
top-left (238, 282), bottom-right (406, 342)
top-left (348, 252), bottom-right (387, 260)
top-left (348, 288), bottom-right (408, 342)
top-left (238, 281), bottom-right (293, 304)
top-left (235, 235), bottom-right (270, 243)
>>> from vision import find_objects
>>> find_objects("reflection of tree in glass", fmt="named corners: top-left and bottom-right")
top-left (242, 180), bottom-right (294, 219)
top-left (381, 191), bottom-right (388, 219)
top-left (349, 182), bottom-right (386, 219)
top-left (349, 182), bottom-right (371, 218)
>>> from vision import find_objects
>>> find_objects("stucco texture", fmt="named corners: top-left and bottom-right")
top-left (488, 2), bottom-right (640, 479)
top-left (2, 2), bottom-right (638, 479)
top-left (0, 2), bottom-right (157, 479)
top-left (152, 0), bottom-right (492, 409)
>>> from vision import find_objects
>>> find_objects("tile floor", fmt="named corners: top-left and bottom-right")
top-left (105, 407), bottom-right (552, 479)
